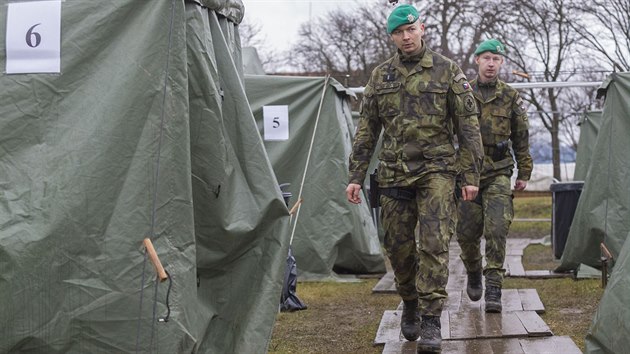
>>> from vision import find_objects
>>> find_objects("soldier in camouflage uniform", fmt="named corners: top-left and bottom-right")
top-left (456, 39), bottom-right (533, 313)
top-left (345, 5), bottom-right (483, 353)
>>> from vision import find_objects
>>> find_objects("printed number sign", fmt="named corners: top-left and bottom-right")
top-left (6, 1), bottom-right (62, 74)
top-left (263, 105), bottom-right (289, 141)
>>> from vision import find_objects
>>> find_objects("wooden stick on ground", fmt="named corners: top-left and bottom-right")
top-left (143, 238), bottom-right (168, 282)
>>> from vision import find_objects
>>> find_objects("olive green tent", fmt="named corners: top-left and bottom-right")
top-left (244, 75), bottom-right (386, 279)
top-left (585, 231), bottom-right (630, 353)
top-left (558, 73), bottom-right (630, 272)
top-left (573, 111), bottom-right (602, 181)
top-left (0, 1), bottom-right (289, 353)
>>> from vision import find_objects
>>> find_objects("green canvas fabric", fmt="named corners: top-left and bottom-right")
top-left (585, 231), bottom-right (630, 353)
top-left (245, 75), bottom-right (386, 279)
top-left (573, 111), bottom-right (602, 181)
top-left (558, 73), bottom-right (630, 272)
top-left (0, 1), bottom-right (289, 353)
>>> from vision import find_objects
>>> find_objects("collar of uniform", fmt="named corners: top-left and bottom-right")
top-left (399, 43), bottom-right (426, 62)
top-left (476, 76), bottom-right (498, 87)
top-left (392, 40), bottom-right (432, 75)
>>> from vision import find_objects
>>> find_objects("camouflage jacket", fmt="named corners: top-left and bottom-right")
top-left (348, 45), bottom-right (483, 188)
top-left (470, 77), bottom-right (533, 181)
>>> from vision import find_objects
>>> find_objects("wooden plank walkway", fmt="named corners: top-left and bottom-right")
top-left (373, 238), bottom-right (582, 353)
top-left (382, 336), bottom-right (581, 354)
top-left (373, 238), bottom-right (570, 294)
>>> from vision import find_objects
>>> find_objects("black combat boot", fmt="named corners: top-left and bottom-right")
top-left (466, 270), bottom-right (483, 301)
top-left (401, 299), bottom-right (420, 341)
top-left (417, 315), bottom-right (441, 353)
top-left (485, 285), bottom-right (502, 313)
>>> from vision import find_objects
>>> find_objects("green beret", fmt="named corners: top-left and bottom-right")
top-left (387, 5), bottom-right (419, 34)
top-left (474, 39), bottom-right (506, 56)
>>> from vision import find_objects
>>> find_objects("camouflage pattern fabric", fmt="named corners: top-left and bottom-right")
top-left (348, 42), bottom-right (483, 189)
top-left (380, 173), bottom-right (456, 316)
top-left (470, 78), bottom-right (533, 180)
top-left (456, 175), bottom-right (513, 287)
top-left (456, 78), bottom-right (531, 287)
top-left (457, 175), bottom-right (514, 288)
top-left (347, 42), bottom-right (483, 316)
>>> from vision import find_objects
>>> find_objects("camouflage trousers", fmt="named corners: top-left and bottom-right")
top-left (380, 173), bottom-right (455, 316)
top-left (456, 174), bottom-right (514, 288)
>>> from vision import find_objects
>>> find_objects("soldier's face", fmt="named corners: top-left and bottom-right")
top-left (390, 22), bottom-right (424, 55)
top-left (475, 52), bottom-right (504, 82)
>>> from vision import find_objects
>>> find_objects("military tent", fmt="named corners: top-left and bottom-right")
top-left (244, 74), bottom-right (386, 279)
top-left (558, 73), bottom-right (630, 271)
top-left (585, 232), bottom-right (630, 353)
top-left (573, 111), bottom-right (602, 181)
top-left (0, 1), bottom-right (289, 353)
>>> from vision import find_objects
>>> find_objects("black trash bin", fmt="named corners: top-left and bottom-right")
top-left (549, 181), bottom-right (584, 259)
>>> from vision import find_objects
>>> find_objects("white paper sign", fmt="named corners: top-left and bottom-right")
top-left (6, 1), bottom-right (62, 74)
top-left (263, 105), bottom-right (289, 141)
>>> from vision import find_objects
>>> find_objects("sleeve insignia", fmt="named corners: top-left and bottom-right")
top-left (464, 95), bottom-right (475, 112)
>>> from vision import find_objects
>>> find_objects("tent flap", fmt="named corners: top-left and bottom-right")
top-left (0, 1), bottom-right (288, 353)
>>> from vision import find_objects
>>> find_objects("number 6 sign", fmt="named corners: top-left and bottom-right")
top-left (6, 1), bottom-right (62, 74)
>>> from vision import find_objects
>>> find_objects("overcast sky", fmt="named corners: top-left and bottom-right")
top-left (240, 0), bottom-right (382, 53)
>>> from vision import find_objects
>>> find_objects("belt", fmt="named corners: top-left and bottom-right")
top-left (380, 187), bottom-right (416, 201)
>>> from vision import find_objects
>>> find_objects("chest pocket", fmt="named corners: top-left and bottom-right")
top-left (487, 111), bottom-right (511, 140)
top-left (375, 82), bottom-right (401, 117)
top-left (406, 81), bottom-right (449, 116)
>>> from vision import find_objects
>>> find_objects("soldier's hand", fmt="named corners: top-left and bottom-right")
top-left (346, 183), bottom-right (362, 204)
top-left (461, 185), bottom-right (479, 201)
top-left (514, 179), bottom-right (527, 191)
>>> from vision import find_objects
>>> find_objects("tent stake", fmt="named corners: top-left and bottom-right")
top-left (600, 242), bottom-right (613, 287)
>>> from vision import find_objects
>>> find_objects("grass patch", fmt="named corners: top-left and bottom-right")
top-left (522, 243), bottom-right (559, 271)
top-left (504, 277), bottom-right (603, 351)
top-left (509, 196), bottom-right (551, 238)
top-left (513, 196), bottom-right (552, 219)
top-left (268, 280), bottom-right (398, 354)
top-left (501, 242), bottom-right (605, 351)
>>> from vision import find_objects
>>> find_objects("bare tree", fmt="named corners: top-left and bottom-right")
top-left (286, 1), bottom-right (394, 87)
top-left (495, 0), bottom-right (585, 180)
top-left (415, 0), bottom-right (509, 76)
top-left (570, 0), bottom-right (630, 72)
top-left (239, 18), bottom-right (281, 71)
top-left (287, 0), bottom-right (510, 85)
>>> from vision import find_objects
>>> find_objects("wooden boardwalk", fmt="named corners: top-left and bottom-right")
top-left (373, 238), bottom-right (581, 353)
top-left (373, 238), bottom-right (570, 294)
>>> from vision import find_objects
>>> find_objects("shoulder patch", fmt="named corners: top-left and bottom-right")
top-left (514, 96), bottom-right (527, 116)
top-left (454, 73), bottom-right (466, 82)
top-left (464, 95), bottom-right (476, 112)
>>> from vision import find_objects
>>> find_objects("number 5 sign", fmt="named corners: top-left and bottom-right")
top-left (263, 105), bottom-right (289, 141)
top-left (6, 0), bottom-right (62, 74)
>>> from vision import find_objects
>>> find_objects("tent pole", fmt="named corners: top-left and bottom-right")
top-left (289, 75), bottom-right (330, 245)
